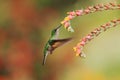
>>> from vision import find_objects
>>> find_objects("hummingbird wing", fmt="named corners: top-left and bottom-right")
top-left (42, 38), bottom-right (72, 65)
top-left (42, 51), bottom-right (49, 65)
top-left (49, 38), bottom-right (72, 54)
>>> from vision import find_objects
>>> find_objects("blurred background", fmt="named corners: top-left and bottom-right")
top-left (0, 0), bottom-right (120, 80)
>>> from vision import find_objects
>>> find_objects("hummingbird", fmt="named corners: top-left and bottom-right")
top-left (42, 24), bottom-right (72, 65)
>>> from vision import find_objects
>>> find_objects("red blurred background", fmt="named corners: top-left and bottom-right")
top-left (0, 0), bottom-right (120, 80)
top-left (0, 0), bottom-right (78, 80)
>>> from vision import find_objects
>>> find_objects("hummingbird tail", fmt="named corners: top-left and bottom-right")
top-left (42, 53), bottom-right (48, 65)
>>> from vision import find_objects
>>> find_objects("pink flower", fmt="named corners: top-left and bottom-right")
top-left (84, 9), bottom-right (90, 13)
top-left (73, 46), bottom-right (82, 56)
top-left (75, 10), bottom-right (83, 16)
top-left (67, 11), bottom-right (76, 16)
top-left (86, 34), bottom-right (92, 40)
top-left (76, 49), bottom-right (82, 56)
top-left (67, 15), bottom-right (75, 20)
top-left (73, 47), bottom-right (81, 56)
top-left (61, 20), bottom-right (67, 24)
top-left (64, 22), bottom-right (70, 29)
top-left (61, 15), bottom-right (75, 24)
top-left (81, 37), bottom-right (87, 42)
top-left (80, 41), bottom-right (86, 46)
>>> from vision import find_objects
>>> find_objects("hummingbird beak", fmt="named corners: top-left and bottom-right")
top-left (51, 24), bottom-right (62, 39)
top-left (42, 52), bottom-right (49, 65)
top-left (55, 24), bottom-right (62, 30)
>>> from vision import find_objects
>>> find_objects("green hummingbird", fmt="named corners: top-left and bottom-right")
top-left (42, 24), bottom-right (72, 65)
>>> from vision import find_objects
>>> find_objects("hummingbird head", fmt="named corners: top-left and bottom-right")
top-left (51, 24), bottom-right (62, 37)
top-left (51, 28), bottom-right (57, 36)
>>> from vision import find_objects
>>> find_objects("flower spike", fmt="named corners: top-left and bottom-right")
top-left (73, 18), bottom-right (120, 57)
top-left (61, 2), bottom-right (120, 32)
